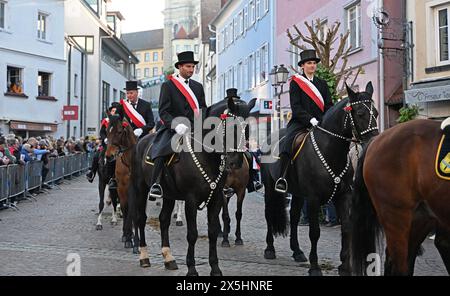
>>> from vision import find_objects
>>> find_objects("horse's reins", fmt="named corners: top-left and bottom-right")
top-left (184, 109), bottom-right (248, 210)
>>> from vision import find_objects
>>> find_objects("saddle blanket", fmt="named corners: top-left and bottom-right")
top-left (436, 134), bottom-right (450, 180)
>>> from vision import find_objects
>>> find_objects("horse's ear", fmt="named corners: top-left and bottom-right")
top-left (248, 98), bottom-right (257, 112)
top-left (345, 83), bottom-right (356, 99)
top-left (365, 81), bottom-right (374, 96)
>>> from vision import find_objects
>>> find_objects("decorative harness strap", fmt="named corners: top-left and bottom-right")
top-left (120, 99), bottom-right (146, 128)
top-left (291, 74), bottom-right (325, 112)
top-left (169, 75), bottom-right (200, 117)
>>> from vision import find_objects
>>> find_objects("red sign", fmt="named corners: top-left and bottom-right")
top-left (63, 105), bottom-right (79, 120)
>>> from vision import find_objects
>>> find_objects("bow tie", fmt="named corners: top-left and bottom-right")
top-left (185, 80), bottom-right (189, 84)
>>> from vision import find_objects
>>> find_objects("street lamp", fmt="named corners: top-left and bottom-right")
top-left (270, 64), bottom-right (289, 130)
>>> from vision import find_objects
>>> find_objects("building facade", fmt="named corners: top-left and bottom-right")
top-left (405, 0), bottom-right (450, 120)
top-left (210, 0), bottom-right (275, 140)
top-left (0, 0), bottom-right (66, 138)
top-left (275, 0), bottom-right (405, 130)
top-left (65, 0), bottom-right (138, 138)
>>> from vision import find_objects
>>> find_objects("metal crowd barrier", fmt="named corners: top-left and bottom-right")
top-left (0, 152), bottom-right (92, 210)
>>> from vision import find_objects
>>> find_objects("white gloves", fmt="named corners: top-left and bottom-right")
top-left (175, 124), bottom-right (189, 135)
top-left (103, 138), bottom-right (108, 144)
top-left (310, 118), bottom-right (319, 127)
top-left (134, 128), bottom-right (143, 137)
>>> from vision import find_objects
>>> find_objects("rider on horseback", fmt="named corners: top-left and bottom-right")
top-left (105, 81), bottom-right (155, 189)
top-left (274, 49), bottom-right (334, 193)
top-left (86, 102), bottom-right (121, 183)
top-left (148, 51), bottom-right (207, 200)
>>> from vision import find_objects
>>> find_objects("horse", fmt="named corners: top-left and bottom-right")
top-left (128, 97), bottom-right (256, 274)
top-left (262, 82), bottom-right (378, 276)
top-left (105, 112), bottom-right (138, 252)
top-left (351, 119), bottom-right (450, 276)
top-left (94, 151), bottom-right (119, 230)
top-left (220, 155), bottom-right (250, 248)
top-left (173, 200), bottom-right (184, 226)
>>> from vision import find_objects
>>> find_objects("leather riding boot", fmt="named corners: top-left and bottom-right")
top-left (86, 152), bottom-right (99, 183)
top-left (275, 153), bottom-right (290, 193)
top-left (148, 157), bottom-right (164, 200)
top-left (106, 157), bottom-right (117, 190)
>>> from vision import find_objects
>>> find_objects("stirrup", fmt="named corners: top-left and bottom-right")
top-left (148, 184), bottom-right (163, 200)
top-left (108, 178), bottom-right (118, 190)
top-left (275, 178), bottom-right (288, 193)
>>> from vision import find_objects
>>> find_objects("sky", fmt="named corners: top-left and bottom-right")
top-left (110, 0), bottom-right (165, 33)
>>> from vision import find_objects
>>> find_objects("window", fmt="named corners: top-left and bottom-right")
top-left (234, 16), bottom-right (239, 40)
top-left (74, 74), bottom-right (78, 97)
top-left (7, 66), bottom-right (23, 94)
top-left (260, 44), bottom-right (268, 82)
top-left (239, 11), bottom-right (244, 35)
top-left (318, 19), bottom-right (328, 42)
top-left (176, 45), bottom-right (181, 53)
top-left (237, 62), bottom-right (243, 93)
top-left (437, 6), bottom-right (450, 63)
top-left (37, 12), bottom-right (48, 40)
top-left (113, 88), bottom-right (117, 102)
top-left (107, 15), bottom-right (116, 31)
top-left (144, 68), bottom-right (150, 77)
top-left (263, 0), bottom-right (269, 14)
top-left (161, 67), bottom-right (164, 75)
top-left (255, 50), bottom-right (261, 85)
top-left (290, 41), bottom-right (300, 70)
top-left (229, 22), bottom-right (234, 44)
top-left (250, 0), bottom-right (256, 26)
top-left (136, 68), bottom-right (141, 78)
top-left (219, 74), bottom-right (224, 98)
top-left (153, 52), bottom-right (158, 61)
top-left (243, 58), bottom-right (248, 90)
top-left (145, 52), bottom-right (150, 62)
top-left (152, 67), bottom-right (158, 77)
top-left (256, 0), bottom-right (261, 20)
top-left (224, 27), bottom-right (228, 48)
top-left (102, 81), bottom-right (110, 116)
top-left (248, 53), bottom-right (255, 88)
top-left (194, 44), bottom-right (199, 54)
top-left (0, 1), bottom-right (5, 29)
top-left (346, 2), bottom-right (361, 50)
top-left (229, 68), bottom-right (234, 88)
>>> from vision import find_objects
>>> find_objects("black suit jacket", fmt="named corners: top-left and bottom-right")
top-left (288, 75), bottom-right (333, 130)
top-left (159, 78), bottom-right (207, 131)
top-left (124, 98), bottom-right (155, 136)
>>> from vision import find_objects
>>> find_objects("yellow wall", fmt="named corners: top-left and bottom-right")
top-left (410, 0), bottom-right (450, 83)
top-left (134, 48), bottom-right (164, 79)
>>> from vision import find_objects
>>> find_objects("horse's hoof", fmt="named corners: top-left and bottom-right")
top-left (293, 252), bottom-right (308, 262)
top-left (133, 247), bottom-right (139, 254)
top-left (140, 258), bottom-right (151, 268)
top-left (96, 225), bottom-right (103, 231)
top-left (210, 270), bottom-right (223, 276)
top-left (121, 236), bottom-right (126, 242)
top-left (235, 238), bottom-right (244, 246)
top-left (124, 241), bottom-right (133, 249)
top-left (221, 240), bottom-right (230, 248)
top-left (164, 260), bottom-right (178, 270)
top-left (176, 221), bottom-right (183, 227)
top-left (264, 249), bottom-right (276, 260)
top-left (186, 270), bottom-right (199, 276)
top-left (308, 268), bottom-right (323, 276)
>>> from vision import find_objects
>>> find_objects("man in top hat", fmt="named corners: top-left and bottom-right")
top-left (274, 49), bottom-right (333, 193)
top-left (106, 81), bottom-right (155, 189)
top-left (148, 51), bottom-right (207, 200)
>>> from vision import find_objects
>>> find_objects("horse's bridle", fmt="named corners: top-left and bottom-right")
top-left (185, 109), bottom-right (248, 210)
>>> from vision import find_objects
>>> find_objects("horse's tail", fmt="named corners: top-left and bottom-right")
top-left (261, 164), bottom-right (289, 237)
top-left (351, 139), bottom-right (382, 275)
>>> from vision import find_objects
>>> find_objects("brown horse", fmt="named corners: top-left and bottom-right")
top-left (220, 155), bottom-right (250, 247)
top-left (105, 114), bottom-right (139, 254)
top-left (351, 119), bottom-right (450, 275)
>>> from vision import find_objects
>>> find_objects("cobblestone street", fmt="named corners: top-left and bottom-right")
top-left (0, 176), bottom-right (447, 276)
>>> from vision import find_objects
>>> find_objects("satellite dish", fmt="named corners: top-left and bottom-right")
top-left (373, 10), bottom-right (390, 27)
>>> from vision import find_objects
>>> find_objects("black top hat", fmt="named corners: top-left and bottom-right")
top-left (225, 88), bottom-right (240, 99)
top-left (108, 102), bottom-right (121, 111)
top-left (175, 51), bottom-right (199, 69)
top-left (298, 49), bottom-right (321, 66)
top-left (124, 81), bottom-right (139, 91)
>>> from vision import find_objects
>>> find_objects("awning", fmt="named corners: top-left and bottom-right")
top-left (10, 120), bottom-right (58, 132)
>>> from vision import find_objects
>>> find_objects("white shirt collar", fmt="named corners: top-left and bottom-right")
top-left (177, 74), bottom-right (190, 84)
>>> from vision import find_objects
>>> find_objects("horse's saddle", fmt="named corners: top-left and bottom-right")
top-left (436, 119), bottom-right (450, 180)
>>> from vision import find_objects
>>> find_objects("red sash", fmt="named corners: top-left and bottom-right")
top-left (101, 118), bottom-right (109, 128)
top-left (120, 99), bottom-right (146, 128)
top-left (291, 75), bottom-right (325, 112)
top-left (168, 75), bottom-right (200, 117)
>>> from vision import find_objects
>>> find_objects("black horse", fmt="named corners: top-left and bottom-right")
top-left (262, 82), bottom-right (378, 276)
top-left (128, 97), bottom-right (256, 275)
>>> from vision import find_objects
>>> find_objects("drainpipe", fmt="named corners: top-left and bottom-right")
top-left (378, 0), bottom-right (385, 132)
top-left (67, 43), bottom-right (72, 139)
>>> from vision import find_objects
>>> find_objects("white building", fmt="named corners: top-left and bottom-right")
top-left (64, 0), bottom-right (138, 138)
top-left (0, 0), bottom-right (66, 138)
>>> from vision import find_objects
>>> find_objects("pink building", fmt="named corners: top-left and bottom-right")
top-left (275, 0), bottom-right (405, 129)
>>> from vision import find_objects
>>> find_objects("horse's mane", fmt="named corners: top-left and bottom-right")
top-left (322, 98), bottom-right (348, 125)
